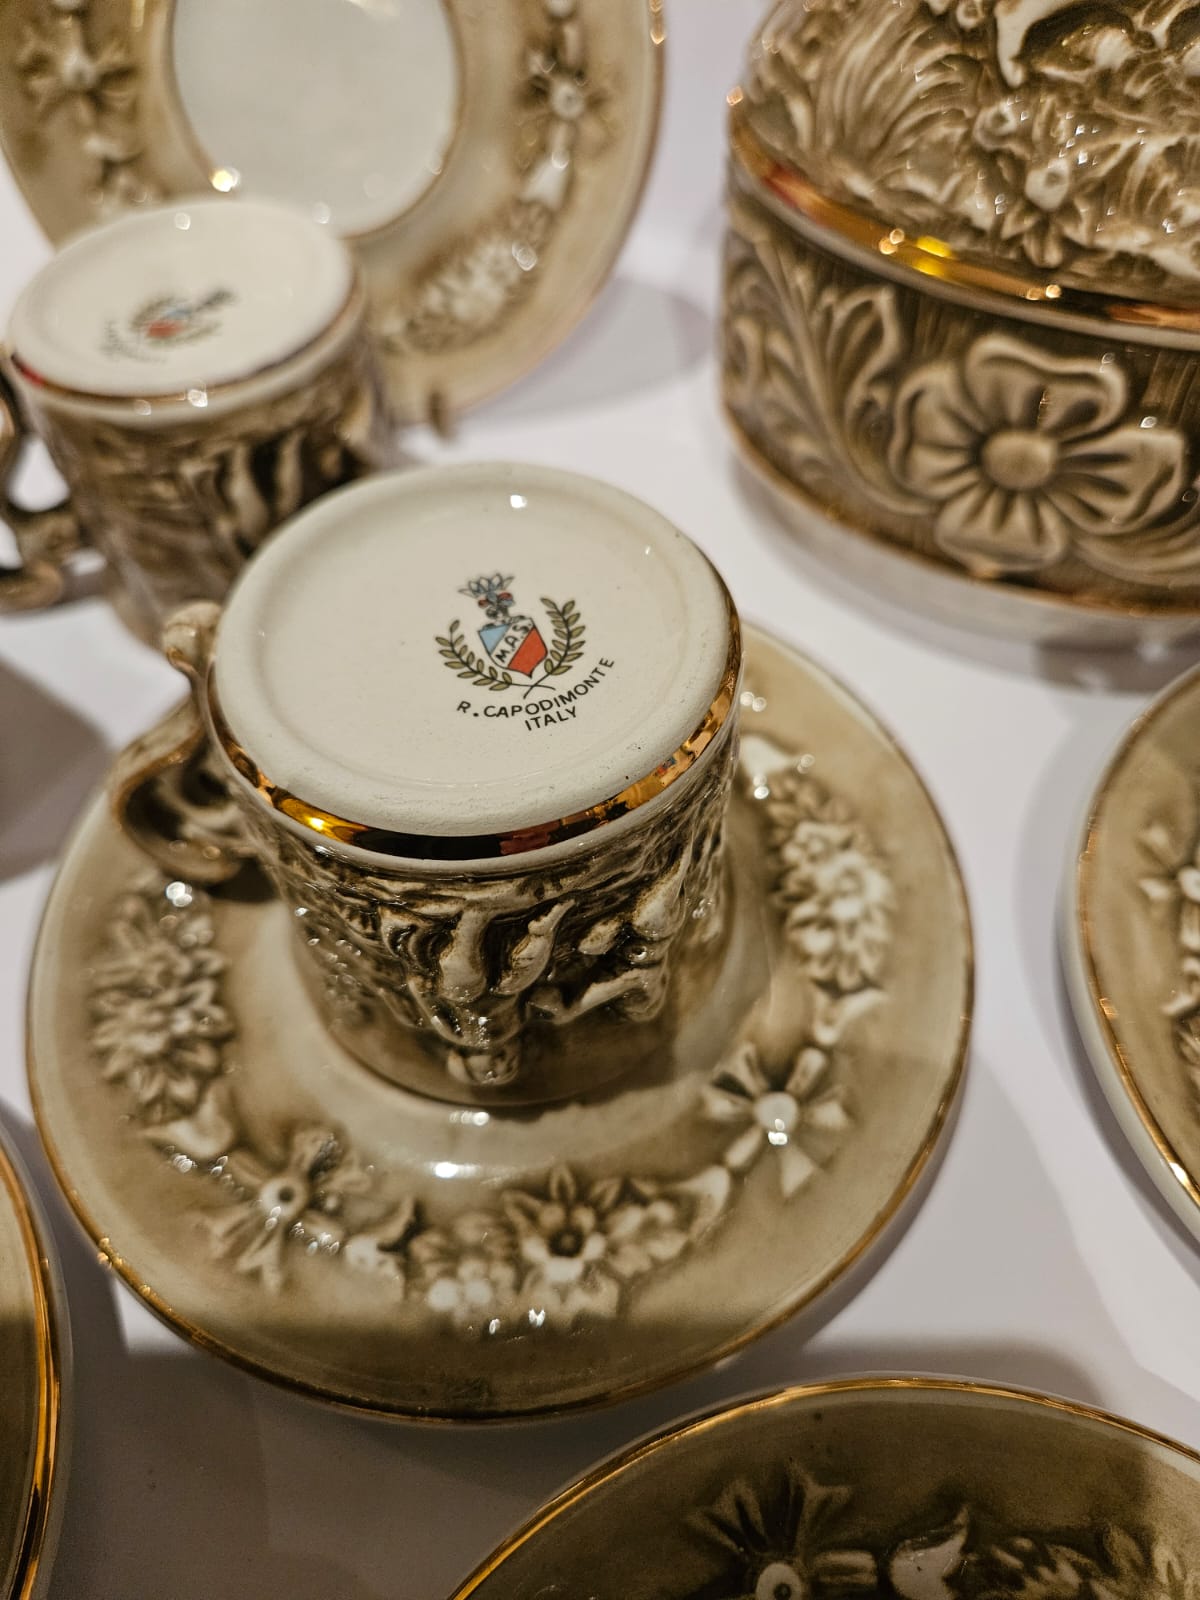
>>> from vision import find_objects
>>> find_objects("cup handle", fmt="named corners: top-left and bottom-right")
top-left (109, 601), bottom-right (257, 885)
top-left (0, 365), bottom-right (88, 613)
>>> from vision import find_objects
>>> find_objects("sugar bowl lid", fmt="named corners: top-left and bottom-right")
top-left (734, 0), bottom-right (1200, 312)
top-left (212, 463), bottom-right (739, 859)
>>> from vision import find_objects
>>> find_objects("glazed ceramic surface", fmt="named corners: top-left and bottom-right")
top-left (112, 465), bottom-right (740, 1103)
top-left (0, 198), bottom-right (388, 636)
top-left (1066, 664), bottom-right (1200, 1240)
top-left (0, 1129), bottom-right (65, 1600)
top-left (0, 0), bottom-right (663, 425)
top-left (212, 466), bottom-right (734, 838)
top-left (30, 626), bottom-right (970, 1419)
top-left (723, 0), bottom-right (1200, 638)
top-left (451, 1379), bottom-right (1200, 1597)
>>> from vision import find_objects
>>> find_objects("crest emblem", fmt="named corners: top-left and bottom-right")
top-left (103, 288), bottom-right (235, 361)
top-left (437, 573), bottom-right (585, 693)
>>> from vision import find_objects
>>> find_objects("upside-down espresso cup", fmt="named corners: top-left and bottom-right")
top-left (1, 196), bottom-right (389, 639)
top-left (110, 463), bottom-right (743, 1106)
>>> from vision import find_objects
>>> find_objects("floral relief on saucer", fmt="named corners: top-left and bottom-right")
top-left (28, 627), bottom-right (971, 1420)
top-left (450, 1379), bottom-right (1200, 1598)
top-left (2, 0), bottom-right (663, 424)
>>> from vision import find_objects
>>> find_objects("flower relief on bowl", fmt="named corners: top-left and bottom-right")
top-left (8, 197), bottom-right (353, 402)
top-left (212, 467), bottom-right (733, 849)
top-left (722, 0), bottom-right (1200, 619)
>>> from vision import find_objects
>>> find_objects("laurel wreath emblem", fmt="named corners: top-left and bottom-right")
top-left (436, 597), bottom-right (586, 695)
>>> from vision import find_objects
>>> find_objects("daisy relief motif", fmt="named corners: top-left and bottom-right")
top-left (889, 334), bottom-right (1186, 573)
top-left (703, 1045), bottom-right (851, 1199)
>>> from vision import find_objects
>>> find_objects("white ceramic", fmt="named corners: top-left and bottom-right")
top-left (8, 196), bottom-right (352, 406)
top-left (111, 464), bottom-right (742, 1104)
top-left (215, 464), bottom-right (732, 838)
top-left (0, 196), bottom-right (388, 635)
top-left (172, 0), bottom-right (462, 237)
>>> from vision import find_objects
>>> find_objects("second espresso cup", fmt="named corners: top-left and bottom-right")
top-left (112, 463), bottom-right (743, 1106)
top-left (1, 196), bottom-right (389, 639)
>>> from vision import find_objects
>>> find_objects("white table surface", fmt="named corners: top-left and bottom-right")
top-left (3, 5), bottom-right (1200, 1595)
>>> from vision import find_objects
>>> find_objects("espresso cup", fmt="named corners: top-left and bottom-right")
top-left (111, 463), bottom-right (742, 1107)
top-left (1, 197), bottom-right (390, 639)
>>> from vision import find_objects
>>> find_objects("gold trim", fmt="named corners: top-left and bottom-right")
top-left (208, 606), bottom-right (743, 862)
top-left (1074, 662), bottom-right (1200, 1220)
top-left (727, 400), bottom-right (1200, 625)
top-left (731, 114), bottom-right (1200, 340)
top-left (0, 1138), bottom-right (63, 1600)
top-left (26, 624), bottom-right (972, 1423)
top-left (7, 277), bottom-right (363, 416)
top-left (450, 1376), bottom-right (1200, 1595)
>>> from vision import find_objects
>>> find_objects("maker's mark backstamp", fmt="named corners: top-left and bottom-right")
top-left (103, 288), bottom-right (235, 362)
top-left (437, 571), bottom-right (586, 695)
top-left (86, 756), bottom-right (893, 1330)
top-left (689, 1462), bottom-right (1192, 1600)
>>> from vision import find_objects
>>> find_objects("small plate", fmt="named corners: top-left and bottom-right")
top-left (451, 1378), bottom-right (1200, 1597)
top-left (0, 0), bottom-right (662, 424)
top-left (28, 626), bottom-right (971, 1421)
top-left (0, 1127), bottom-right (66, 1600)
top-left (1066, 664), bottom-right (1200, 1238)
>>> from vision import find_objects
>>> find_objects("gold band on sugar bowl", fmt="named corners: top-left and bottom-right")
top-left (730, 113), bottom-right (1200, 341)
top-left (207, 611), bottom-right (743, 862)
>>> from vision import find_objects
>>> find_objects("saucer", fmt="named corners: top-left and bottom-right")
top-left (1, 0), bottom-right (662, 425)
top-left (0, 1127), bottom-right (66, 1600)
top-left (451, 1378), bottom-right (1200, 1596)
top-left (29, 626), bottom-right (971, 1420)
top-left (1066, 664), bottom-right (1200, 1239)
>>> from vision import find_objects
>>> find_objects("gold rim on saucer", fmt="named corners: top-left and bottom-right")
top-left (1068, 663), bottom-right (1200, 1237)
top-left (0, 1132), bottom-right (65, 1600)
top-left (27, 625), bottom-right (972, 1421)
top-left (451, 1376), bottom-right (1200, 1597)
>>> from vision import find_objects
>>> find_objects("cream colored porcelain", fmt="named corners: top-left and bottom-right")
top-left (172, 0), bottom-right (461, 235)
top-left (30, 627), bottom-right (971, 1419)
top-left (0, 197), bottom-right (389, 636)
top-left (0, 1128), bottom-right (67, 1600)
top-left (111, 465), bottom-right (741, 1104)
top-left (9, 197), bottom-right (352, 401)
top-left (0, 0), bottom-right (664, 425)
top-left (1066, 664), bottom-right (1200, 1239)
top-left (215, 466), bottom-right (732, 837)
top-left (453, 1379), bottom-right (1200, 1596)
